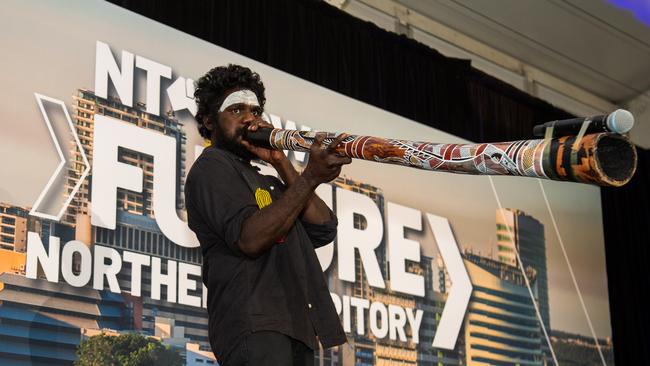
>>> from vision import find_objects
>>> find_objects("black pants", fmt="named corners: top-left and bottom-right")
top-left (223, 331), bottom-right (315, 366)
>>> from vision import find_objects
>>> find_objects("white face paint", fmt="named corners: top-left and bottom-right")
top-left (218, 89), bottom-right (260, 112)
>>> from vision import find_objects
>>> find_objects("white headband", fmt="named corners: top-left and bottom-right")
top-left (218, 89), bottom-right (260, 112)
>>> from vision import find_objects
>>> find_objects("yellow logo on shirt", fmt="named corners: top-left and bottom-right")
top-left (255, 188), bottom-right (272, 209)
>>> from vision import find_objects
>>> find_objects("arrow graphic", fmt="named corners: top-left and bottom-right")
top-left (427, 213), bottom-right (473, 350)
top-left (30, 93), bottom-right (90, 221)
top-left (167, 77), bottom-right (197, 115)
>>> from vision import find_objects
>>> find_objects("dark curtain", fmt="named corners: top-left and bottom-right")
top-left (107, 0), bottom-right (647, 364)
top-left (601, 147), bottom-right (650, 366)
top-left (107, 0), bottom-right (572, 141)
top-left (466, 69), bottom-right (571, 142)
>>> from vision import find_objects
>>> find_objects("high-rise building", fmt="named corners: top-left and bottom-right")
top-left (0, 202), bottom-right (74, 257)
top-left (416, 256), bottom-right (463, 366)
top-left (496, 208), bottom-right (551, 357)
top-left (432, 255), bottom-right (452, 295)
top-left (463, 252), bottom-right (544, 366)
top-left (0, 201), bottom-right (80, 286)
top-left (0, 203), bottom-right (29, 252)
top-left (64, 89), bottom-right (187, 226)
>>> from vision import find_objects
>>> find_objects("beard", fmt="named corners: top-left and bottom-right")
top-left (214, 125), bottom-right (256, 161)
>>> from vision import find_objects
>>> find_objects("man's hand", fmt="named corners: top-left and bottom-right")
top-left (240, 119), bottom-right (286, 165)
top-left (302, 133), bottom-right (352, 186)
top-left (237, 131), bottom-right (350, 258)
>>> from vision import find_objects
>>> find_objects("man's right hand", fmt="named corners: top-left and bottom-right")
top-left (301, 133), bottom-right (352, 186)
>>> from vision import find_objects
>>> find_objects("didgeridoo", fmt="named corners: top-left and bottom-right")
top-left (244, 128), bottom-right (637, 187)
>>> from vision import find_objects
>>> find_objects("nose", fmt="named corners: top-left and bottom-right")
top-left (241, 108), bottom-right (257, 125)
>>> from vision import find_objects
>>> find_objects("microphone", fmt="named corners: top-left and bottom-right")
top-left (532, 109), bottom-right (634, 137)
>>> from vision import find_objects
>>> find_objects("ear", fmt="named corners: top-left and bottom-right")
top-left (202, 116), bottom-right (213, 131)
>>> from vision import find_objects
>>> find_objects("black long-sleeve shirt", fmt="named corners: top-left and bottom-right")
top-left (184, 146), bottom-right (347, 364)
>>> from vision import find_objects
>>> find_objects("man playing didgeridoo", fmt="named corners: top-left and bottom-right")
top-left (185, 64), bottom-right (349, 366)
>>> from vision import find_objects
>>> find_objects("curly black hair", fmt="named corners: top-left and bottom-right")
top-left (194, 64), bottom-right (266, 139)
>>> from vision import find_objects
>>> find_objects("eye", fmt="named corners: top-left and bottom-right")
top-left (231, 108), bottom-right (241, 114)
top-left (252, 109), bottom-right (261, 117)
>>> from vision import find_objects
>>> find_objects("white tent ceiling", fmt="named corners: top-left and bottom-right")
top-left (395, 0), bottom-right (650, 104)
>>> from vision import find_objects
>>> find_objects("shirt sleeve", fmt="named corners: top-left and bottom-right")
top-left (300, 214), bottom-right (338, 248)
top-left (185, 155), bottom-right (259, 256)
top-left (265, 175), bottom-right (338, 248)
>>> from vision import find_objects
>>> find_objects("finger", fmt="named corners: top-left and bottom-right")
top-left (247, 121), bottom-right (259, 131)
top-left (324, 154), bottom-right (351, 168)
top-left (312, 133), bottom-right (325, 149)
top-left (257, 120), bottom-right (274, 129)
top-left (326, 133), bottom-right (349, 152)
top-left (247, 118), bottom-right (270, 132)
top-left (331, 155), bottom-right (352, 166)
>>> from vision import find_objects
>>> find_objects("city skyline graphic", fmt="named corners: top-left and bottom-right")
top-left (0, 89), bottom-right (614, 366)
